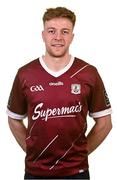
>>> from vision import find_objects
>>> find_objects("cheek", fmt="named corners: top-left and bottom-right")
top-left (43, 36), bottom-right (49, 44)
top-left (42, 32), bottom-right (50, 42)
top-left (70, 35), bottom-right (74, 43)
top-left (43, 35), bottom-right (52, 43)
top-left (65, 37), bottom-right (73, 46)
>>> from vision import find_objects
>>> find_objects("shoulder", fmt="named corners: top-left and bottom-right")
top-left (19, 58), bottom-right (39, 72)
top-left (74, 57), bottom-right (89, 66)
top-left (15, 58), bottom-right (40, 82)
top-left (17, 58), bottom-right (40, 76)
top-left (72, 57), bottom-right (102, 85)
top-left (74, 57), bottom-right (98, 74)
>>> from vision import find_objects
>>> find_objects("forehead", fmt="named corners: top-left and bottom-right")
top-left (44, 18), bottom-right (73, 30)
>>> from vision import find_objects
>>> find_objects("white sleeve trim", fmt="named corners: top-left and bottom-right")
top-left (6, 108), bottom-right (27, 120)
top-left (89, 108), bottom-right (112, 118)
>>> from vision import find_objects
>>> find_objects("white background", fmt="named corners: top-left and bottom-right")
top-left (0, 0), bottom-right (116, 179)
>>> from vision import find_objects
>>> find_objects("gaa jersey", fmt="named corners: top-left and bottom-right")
top-left (7, 56), bottom-right (112, 177)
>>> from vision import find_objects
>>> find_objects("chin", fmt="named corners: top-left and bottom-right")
top-left (52, 54), bottom-right (66, 58)
top-left (49, 51), bottom-right (67, 58)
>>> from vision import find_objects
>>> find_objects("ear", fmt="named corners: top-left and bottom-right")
top-left (42, 31), bottom-right (45, 42)
top-left (72, 33), bottom-right (74, 41)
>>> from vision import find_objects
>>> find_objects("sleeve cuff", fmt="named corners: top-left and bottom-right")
top-left (89, 108), bottom-right (112, 118)
top-left (6, 108), bottom-right (27, 120)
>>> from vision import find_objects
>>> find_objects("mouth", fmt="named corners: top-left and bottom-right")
top-left (51, 44), bottom-right (64, 47)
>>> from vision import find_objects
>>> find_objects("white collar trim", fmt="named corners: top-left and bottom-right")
top-left (39, 56), bottom-right (74, 77)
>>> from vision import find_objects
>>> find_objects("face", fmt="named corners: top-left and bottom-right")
top-left (42, 18), bottom-right (74, 58)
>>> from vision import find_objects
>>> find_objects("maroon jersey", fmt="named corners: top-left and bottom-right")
top-left (7, 57), bottom-right (112, 177)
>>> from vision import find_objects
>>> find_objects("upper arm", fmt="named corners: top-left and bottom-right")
top-left (7, 71), bottom-right (27, 120)
top-left (94, 114), bottom-right (112, 130)
top-left (8, 116), bottom-right (24, 129)
top-left (88, 68), bottom-right (112, 119)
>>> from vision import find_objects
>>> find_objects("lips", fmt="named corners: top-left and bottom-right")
top-left (51, 44), bottom-right (64, 47)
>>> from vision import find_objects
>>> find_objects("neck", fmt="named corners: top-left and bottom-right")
top-left (42, 53), bottom-right (71, 72)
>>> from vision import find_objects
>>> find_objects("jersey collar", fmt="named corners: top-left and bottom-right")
top-left (39, 56), bottom-right (74, 77)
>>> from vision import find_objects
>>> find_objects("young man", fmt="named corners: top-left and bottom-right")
top-left (7, 7), bottom-right (112, 179)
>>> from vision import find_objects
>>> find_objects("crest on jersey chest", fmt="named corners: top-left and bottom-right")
top-left (71, 84), bottom-right (81, 94)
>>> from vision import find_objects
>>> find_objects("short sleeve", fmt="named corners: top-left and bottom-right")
top-left (88, 68), bottom-right (112, 118)
top-left (7, 71), bottom-right (27, 120)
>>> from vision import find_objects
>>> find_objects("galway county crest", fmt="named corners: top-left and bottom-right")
top-left (71, 84), bottom-right (81, 94)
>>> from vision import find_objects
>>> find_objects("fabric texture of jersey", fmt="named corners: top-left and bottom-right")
top-left (7, 57), bottom-right (112, 177)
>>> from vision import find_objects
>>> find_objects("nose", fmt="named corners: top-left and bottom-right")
top-left (54, 31), bottom-right (62, 40)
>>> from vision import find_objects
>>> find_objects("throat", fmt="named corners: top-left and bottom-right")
top-left (42, 55), bottom-right (71, 72)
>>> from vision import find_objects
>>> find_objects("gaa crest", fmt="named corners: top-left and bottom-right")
top-left (71, 84), bottom-right (81, 94)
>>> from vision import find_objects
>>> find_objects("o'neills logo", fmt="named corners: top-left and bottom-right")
top-left (32, 102), bottom-right (82, 121)
top-left (49, 81), bottom-right (64, 86)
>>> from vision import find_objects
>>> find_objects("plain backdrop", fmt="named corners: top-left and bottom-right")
top-left (0, 0), bottom-right (116, 179)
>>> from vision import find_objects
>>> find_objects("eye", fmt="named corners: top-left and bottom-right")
top-left (48, 29), bottom-right (55, 34)
top-left (62, 30), bottom-right (69, 35)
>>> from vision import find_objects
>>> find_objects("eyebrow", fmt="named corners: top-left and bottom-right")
top-left (47, 27), bottom-right (70, 31)
top-left (47, 27), bottom-right (55, 30)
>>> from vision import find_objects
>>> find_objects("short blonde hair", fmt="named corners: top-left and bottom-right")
top-left (43, 7), bottom-right (76, 27)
